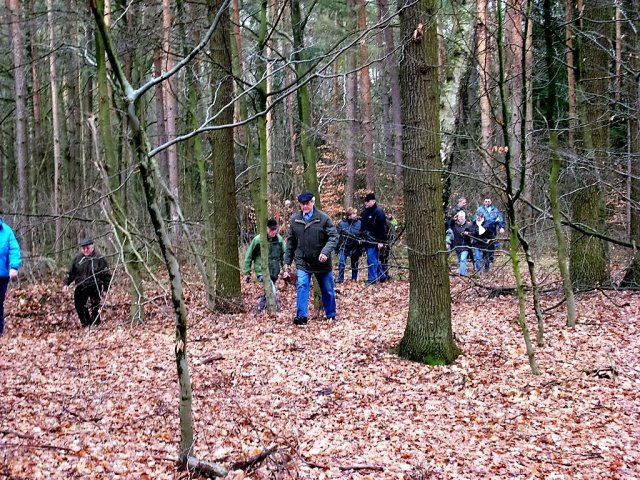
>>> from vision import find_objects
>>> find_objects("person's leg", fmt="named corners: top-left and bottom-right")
top-left (458, 250), bottom-right (468, 275)
top-left (485, 243), bottom-right (495, 271)
top-left (316, 271), bottom-right (336, 318)
top-left (88, 286), bottom-right (102, 326)
top-left (351, 252), bottom-right (360, 281)
top-left (474, 247), bottom-right (482, 272)
top-left (337, 251), bottom-right (347, 283)
top-left (365, 246), bottom-right (379, 283)
top-left (0, 277), bottom-right (9, 336)
top-left (74, 286), bottom-right (91, 326)
top-left (295, 269), bottom-right (311, 319)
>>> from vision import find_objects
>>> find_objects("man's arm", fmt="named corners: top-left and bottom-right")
top-left (321, 217), bottom-right (339, 256)
top-left (8, 229), bottom-right (21, 280)
top-left (242, 236), bottom-right (259, 275)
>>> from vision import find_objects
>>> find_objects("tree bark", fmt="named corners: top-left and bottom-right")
top-left (397, 0), bottom-right (459, 365)
top-left (358, 0), bottom-right (375, 191)
top-left (209, 0), bottom-right (242, 312)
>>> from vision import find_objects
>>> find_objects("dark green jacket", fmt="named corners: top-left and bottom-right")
top-left (64, 250), bottom-right (111, 291)
top-left (284, 208), bottom-right (338, 273)
top-left (242, 233), bottom-right (285, 280)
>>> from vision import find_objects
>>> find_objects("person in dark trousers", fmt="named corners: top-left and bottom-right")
top-left (469, 211), bottom-right (496, 273)
top-left (283, 192), bottom-right (339, 326)
top-left (335, 207), bottom-right (362, 283)
top-left (450, 211), bottom-right (473, 275)
top-left (360, 192), bottom-right (388, 284)
top-left (63, 238), bottom-right (111, 327)
top-left (0, 218), bottom-right (21, 337)
top-left (242, 218), bottom-right (286, 311)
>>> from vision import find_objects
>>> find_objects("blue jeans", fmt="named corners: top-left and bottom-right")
top-left (456, 249), bottom-right (469, 275)
top-left (296, 269), bottom-right (336, 318)
top-left (0, 277), bottom-right (9, 335)
top-left (257, 277), bottom-right (279, 311)
top-left (474, 245), bottom-right (495, 272)
top-left (337, 250), bottom-right (360, 282)
top-left (365, 246), bottom-right (387, 283)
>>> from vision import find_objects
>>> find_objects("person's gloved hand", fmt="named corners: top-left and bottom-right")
top-left (9, 269), bottom-right (18, 281)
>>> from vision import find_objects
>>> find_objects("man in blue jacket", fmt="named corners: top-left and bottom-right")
top-left (0, 218), bottom-right (21, 336)
top-left (360, 192), bottom-right (388, 284)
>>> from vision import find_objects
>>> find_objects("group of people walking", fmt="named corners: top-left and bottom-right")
top-left (446, 196), bottom-right (505, 275)
top-left (243, 191), bottom-right (394, 326)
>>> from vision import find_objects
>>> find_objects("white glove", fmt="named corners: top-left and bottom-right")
top-left (9, 269), bottom-right (18, 281)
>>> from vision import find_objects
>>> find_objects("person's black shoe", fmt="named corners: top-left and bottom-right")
top-left (293, 316), bottom-right (308, 326)
top-left (326, 316), bottom-right (336, 321)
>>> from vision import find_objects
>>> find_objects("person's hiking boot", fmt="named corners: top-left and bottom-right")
top-left (326, 316), bottom-right (336, 322)
top-left (293, 316), bottom-right (308, 326)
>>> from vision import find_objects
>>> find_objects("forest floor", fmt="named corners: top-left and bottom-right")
top-left (1, 260), bottom-right (639, 480)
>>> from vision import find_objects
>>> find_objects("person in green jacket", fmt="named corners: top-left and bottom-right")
top-left (242, 218), bottom-right (285, 311)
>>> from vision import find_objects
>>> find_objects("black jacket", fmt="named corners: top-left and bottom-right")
top-left (451, 221), bottom-right (473, 252)
top-left (64, 250), bottom-right (111, 291)
top-left (360, 203), bottom-right (388, 244)
top-left (336, 218), bottom-right (362, 255)
top-left (468, 221), bottom-right (496, 248)
top-left (284, 208), bottom-right (339, 273)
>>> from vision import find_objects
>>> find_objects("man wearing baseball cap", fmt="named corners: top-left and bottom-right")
top-left (282, 192), bottom-right (339, 325)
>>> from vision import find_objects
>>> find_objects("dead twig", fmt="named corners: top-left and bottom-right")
top-left (229, 446), bottom-right (278, 471)
top-left (339, 464), bottom-right (385, 472)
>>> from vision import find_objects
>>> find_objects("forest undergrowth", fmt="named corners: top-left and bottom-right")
top-left (1, 262), bottom-right (639, 479)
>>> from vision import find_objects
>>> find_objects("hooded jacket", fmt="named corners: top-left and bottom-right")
top-left (284, 208), bottom-right (338, 273)
top-left (0, 219), bottom-right (21, 277)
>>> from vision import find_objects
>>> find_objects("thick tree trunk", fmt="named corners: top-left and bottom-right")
top-left (397, 0), bottom-right (459, 365)
top-left (210, 0), bottom-right (242, 312)
top-left (570, 0), bottom-right (612, 288)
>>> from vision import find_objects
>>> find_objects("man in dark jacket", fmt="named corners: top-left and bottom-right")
top-left (283, 192), bottom-right (339, 325)
top-left (360, 192), bottom-right (388, 284)
top-left (63, 238), bottom-right (111, 326)
top-left (336, 207), bottom-right (362, 283)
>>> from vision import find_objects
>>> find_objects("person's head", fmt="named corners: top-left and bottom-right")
top-left (483, 197), bottom-right (493, 207)
top-left (345, 207), bottom-right (358, 220)
top-left (297, 191), bottom-right (315, 215)
top-left (267, 218), bottom-right (278, 238)
top-left (364, 192), bottom-right (376, 208)
top-left (455, 211), bottom-right (466, 224)
top-left (457, 197), bottom-right (467, 208)
top-left (475, 211), bottom-right (485, 224)
top-left (79, 238), bottom-right (94, 256)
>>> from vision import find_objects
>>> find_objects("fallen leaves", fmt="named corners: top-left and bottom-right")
top-left (0, 276), bottom-right (639, 478)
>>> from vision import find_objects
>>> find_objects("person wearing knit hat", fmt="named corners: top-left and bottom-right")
top-left (283, 192), bottom-right (339, 325)
top-left (242, 218), bottom-right (285, 311)
top-left (360, 192), bottom-right (388, 284)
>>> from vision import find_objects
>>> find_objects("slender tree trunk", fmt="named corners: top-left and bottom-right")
top-left (47, 0), bottom-right (62, 250)
top-left (344, 0), bottom-right (358, 206)
top-left (291, 0), bottom-right (319, 195)
top-left (476, 0), bottom-right (493, 169)
top-left (96, 0), bottom-right (145, 324)
top-left (397, 0), bottom-right (459, 365)
top-left (358, 0), bottom-right (375, 191)
top-left (565, 0), bottom-right (577, 149)
top-left (376, 0), bottom-right (392, 173)
top-left (163, 0), bottom-right (179, 235)
top-left (7, 0), bottom-right (29, 220)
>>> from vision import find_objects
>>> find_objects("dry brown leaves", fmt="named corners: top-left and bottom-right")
top-left (1, 271), bottom-right (639, 479)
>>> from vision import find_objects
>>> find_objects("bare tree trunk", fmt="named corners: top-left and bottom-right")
top-left (47, 0), bottom-right (62, 250)
top-left (6, 0), bottom-right (29, 221)
top-left (163, 0), bottom-right (179, 235)
top-left (476, 0), bottom-right (493, 169)
top-left (344, 0), bottom-right (359, 207)
top-left (209, 0), bottom-right (242, 312)
top-left (358, 0), bottom-right (375, 191)
top-left (565, 0), bottom-right (577, 149)
top-left (397, 0), bottom-right (459, 365)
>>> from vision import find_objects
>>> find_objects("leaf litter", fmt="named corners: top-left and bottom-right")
top-left (1, 274), bottom-right (639, 479)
